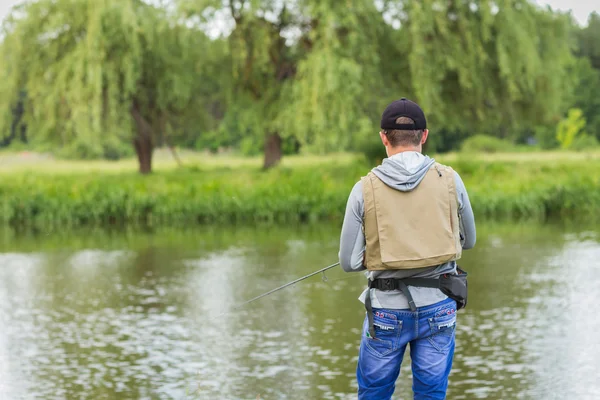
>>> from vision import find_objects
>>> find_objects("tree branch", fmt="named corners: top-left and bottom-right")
top-left (230, 0), bottom-right (243, 24)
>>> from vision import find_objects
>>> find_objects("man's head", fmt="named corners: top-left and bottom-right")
top-left (379, 98), bottom-right (429, 156)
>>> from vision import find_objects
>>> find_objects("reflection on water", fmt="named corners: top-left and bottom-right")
top-left (0, 222), bottom-right (599, 399)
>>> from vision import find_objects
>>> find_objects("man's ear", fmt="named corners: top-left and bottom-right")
top-left (421, 129), bottom-right (429, 145)
top-left (380, 131), bottom-right (389, 147)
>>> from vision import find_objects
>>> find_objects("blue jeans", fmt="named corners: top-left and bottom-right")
top-left (357, 297), bottom-right (457, 400)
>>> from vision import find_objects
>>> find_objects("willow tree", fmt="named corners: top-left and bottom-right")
top-left (0, 0), bottom-right (213, 173)
top-left (281, 1), bottom-right (385, 152)
top-left (375, 0), bottom-right (574, 137)
top-left (577, 12), bottom-right (600, 70)
top-left (180, 0), bottom-right (386, 168)
top-left (572, 12), bottom-right (600, 139)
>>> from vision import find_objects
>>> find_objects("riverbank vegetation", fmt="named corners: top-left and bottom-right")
top-left (1, 151), bottom-right (598, 229)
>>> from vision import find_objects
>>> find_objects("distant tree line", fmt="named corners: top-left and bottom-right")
top-left (0, 0), bottom-right (598, 173)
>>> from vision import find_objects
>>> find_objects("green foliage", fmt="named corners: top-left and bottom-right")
top-left (556, 108), bottom-right (587, 149)
top-left (449, 157), bottom-right (600, 219)
top-left (1, 156), bottom-right (599, 228)
top-left (0, 1), bottom-right (587, 162)
top-left (178, 0), bottom-right (575, 160)
top-left (460, 134), bottom-right (517, 153)
top-left (0, 0), bottom-right (219, 170)
top-left (179, 0), bottom-right (386, 159)
top-left (55, 136), bottom-right (135, 161)
top-left (532, 125), bottom-right (557, 150)
top-left (577, 12), bottom-right (600, 69)
top-left (194, 130), bottom-right (233, 154)
top-left (280, 1), bottom-right (383, 152)
top-left (570, 58), bottom-right (600, 141)
top-left (424, 129), bottom-right (471, 154)
top-left (398, 0), bottom-right (573, 132)
top-left (570, 134), bottom-right (600, 152)
top-left (352, 134), bottom-right (386, 166)
top-left (102, 141), bottom-right (135, 161)
top-left (564, 13), bottom-right (600, 147)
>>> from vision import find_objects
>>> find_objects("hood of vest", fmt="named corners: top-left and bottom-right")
top-left (371, 152), bottom-right (436, 192)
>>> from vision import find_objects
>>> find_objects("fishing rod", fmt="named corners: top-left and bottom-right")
top-left (222, 261), bottom-right (340, 316)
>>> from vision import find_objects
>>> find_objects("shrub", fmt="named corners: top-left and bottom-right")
top-left (534, 125), bottom-right (560, 150)
top-left (194, 129), bottom-right (232, 153)
top-left (353, 134), bottom-right (386, 167)
top-left (556, 108), bottom-right (587, 150)
top-left (460, 134), bottom-right (516, 153)
top-left (570, 134), bottom-right (599, 152)
top-left (103, 138), bottom-right (135, 160)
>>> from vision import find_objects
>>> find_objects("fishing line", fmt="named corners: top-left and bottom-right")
top-left (220, 261), bottom-right (340, 316)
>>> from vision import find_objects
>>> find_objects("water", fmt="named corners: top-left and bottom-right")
top-left (0, 221), bottom-right (599, 399)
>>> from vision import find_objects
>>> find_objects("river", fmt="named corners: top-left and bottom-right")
top-left (0, 220), bottom-right (599, 399)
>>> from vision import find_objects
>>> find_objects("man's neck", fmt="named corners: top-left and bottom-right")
top-left (388, 146), bottom-right (422, 157)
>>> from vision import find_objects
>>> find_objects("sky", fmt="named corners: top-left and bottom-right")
top-left (0, 0), bottom-right (598, 26)
top-left (535, 0), bottom-right (599, 25)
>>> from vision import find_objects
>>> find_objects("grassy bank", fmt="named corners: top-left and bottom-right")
top-left (1, 151), bottom-right (599, 228)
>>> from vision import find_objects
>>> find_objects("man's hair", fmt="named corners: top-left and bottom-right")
top-left (382, 117), bottom-right (424, 147)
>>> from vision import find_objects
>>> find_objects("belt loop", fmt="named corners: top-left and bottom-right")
top-left (397, 281), bottom-right (417, 312)
top-left (365, 288), bottom-right (376, 339)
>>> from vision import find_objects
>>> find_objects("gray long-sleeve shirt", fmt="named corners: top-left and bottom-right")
top-left (339, 151), bottom-right (476, 309)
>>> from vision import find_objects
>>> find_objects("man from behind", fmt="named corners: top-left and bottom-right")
top-left (339, 98), bottom-right (476, 400)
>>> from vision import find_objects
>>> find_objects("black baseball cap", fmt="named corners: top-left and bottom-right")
top-left (380, 98), bottom-right (427, 131)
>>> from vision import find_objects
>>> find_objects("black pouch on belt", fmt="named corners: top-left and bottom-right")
top-left (438, 266), bottom-right (468, 310)
top-left (400, 266), bottom-right (469, 310)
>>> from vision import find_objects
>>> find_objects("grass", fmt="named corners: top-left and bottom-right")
top-left (0, 149), bottom-right (359, 174)
top-left (0, 149), bottom-right (599, 228)
top-left (2, 147), bottom-right (598, 174)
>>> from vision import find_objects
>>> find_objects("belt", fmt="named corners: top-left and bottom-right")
top-left (365, 277), bottom-right (441, 339)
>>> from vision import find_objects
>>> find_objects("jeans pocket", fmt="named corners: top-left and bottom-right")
top-left (363, 315), bottom-right (402, 358)
top-left (427, 312), bottom-right (456, 353)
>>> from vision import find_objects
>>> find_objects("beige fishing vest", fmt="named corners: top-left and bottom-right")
top-left (361, 162), bottom-right (462, 271)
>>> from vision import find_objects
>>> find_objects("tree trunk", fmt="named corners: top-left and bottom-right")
top-left (19, 124), bottom-right (28, 143)
top-left (169, 145), bottom-right (183, 167)
top-left (133, 135), bottom-right (153, 174)
top-left (1, 126), bottom-right (16, 147)
top-left (263, 132), bottom-right (282, 169)
top-left (131, 105), bottom-right (154, 174)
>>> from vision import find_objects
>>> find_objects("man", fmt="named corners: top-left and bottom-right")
top-left (339, 98), bottom-right (476, 400)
